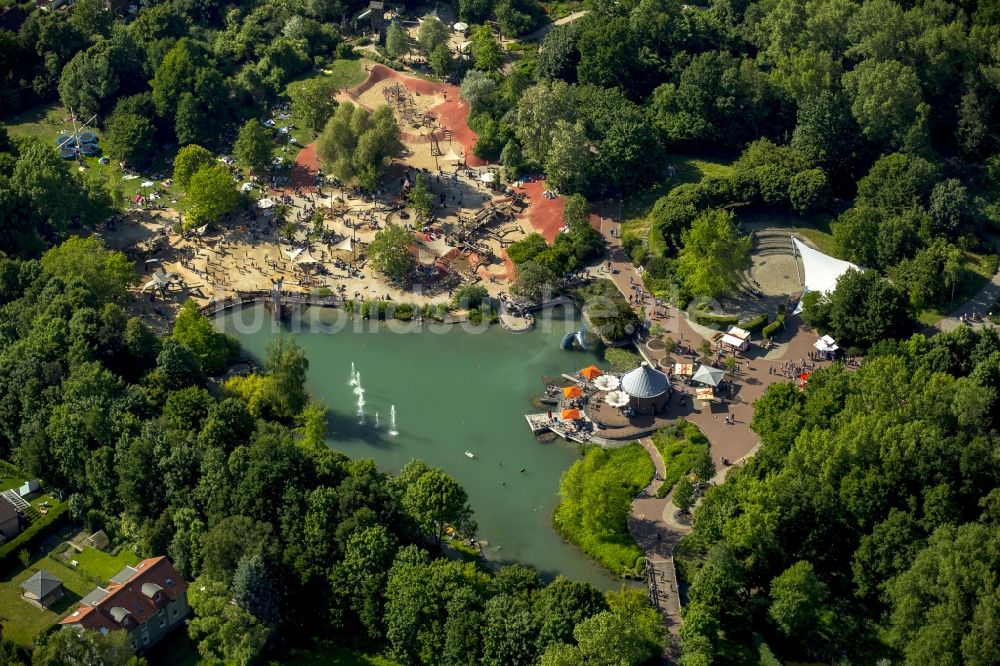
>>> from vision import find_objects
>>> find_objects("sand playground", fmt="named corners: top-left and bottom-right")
top-left (104, 65), bottom-right (572, 330)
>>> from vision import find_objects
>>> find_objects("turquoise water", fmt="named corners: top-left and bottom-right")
top-left (217, 304), bottom-right (621, 589)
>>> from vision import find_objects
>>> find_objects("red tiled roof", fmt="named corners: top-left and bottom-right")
top-left (60, 557), bottom-right (188, 632)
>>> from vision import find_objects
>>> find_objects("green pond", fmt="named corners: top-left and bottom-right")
top-left (216, 304), bottom-right (622, 589)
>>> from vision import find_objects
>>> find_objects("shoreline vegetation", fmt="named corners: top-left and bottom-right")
top-left (552, 443), bottom-right (654, 577)
top-left (0, 236), bottom-right (669, 664)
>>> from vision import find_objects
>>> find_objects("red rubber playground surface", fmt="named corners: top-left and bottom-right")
top-left (291, 65), bottom-right (486, 189)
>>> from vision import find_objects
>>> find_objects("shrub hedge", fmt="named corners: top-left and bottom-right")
top-left (692, 312), bottom-right (739, 328)
top-left (0, 502), bottom-right (69, 568)
top-left (762, 313), bottom-right (786, 339)
top-left (737, 313), bottom-right (769, 333)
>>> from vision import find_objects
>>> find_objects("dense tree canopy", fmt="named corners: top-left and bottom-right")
top-left (679, 326), bottom-right (1000, 663)
top-left (316, 103), bottom-right (401, 191)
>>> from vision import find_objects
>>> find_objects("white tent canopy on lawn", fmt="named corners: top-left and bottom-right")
top-left (284, 247), bottom-right (304, 262)
top-left (792, 237), bottom-right (859, 312)
top-left (443, 147), bottom-right (463, 163)
top-left (333, 237), bottom-right (353, 252)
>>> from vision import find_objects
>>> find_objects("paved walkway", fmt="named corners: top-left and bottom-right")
top-left (934, 235), bottom-right (1000, 332)
top-left (519, 10), bottom-right (589, 42)
top-left (627, 439), bottom-right (686, 657)
top-left (594, 199), bottom-right (818, 654)
top-left (600, 211), bottom-right (998, 659)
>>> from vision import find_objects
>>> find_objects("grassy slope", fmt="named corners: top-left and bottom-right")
top-left (284, 57), bottom-right (367, 148)
top-left (918, 249), bottom-right (999, 325)
top-left (72, 547), bottom-right (141, 582)
top-left (553, 443), bottom-right (654, 575)
top-left (621, 154), bottom-right (734, 257)
top-left (650, 421), bottom-right (711, 498)
top-left (0, 548), bottom-right (93, 646)
top-left (1, 58), bottom-right (367, 216)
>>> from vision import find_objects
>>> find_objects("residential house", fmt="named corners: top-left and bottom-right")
top-left (59, 557), bottom-right (189, 652)
top-left (0, 494), bottom-right (20, 544)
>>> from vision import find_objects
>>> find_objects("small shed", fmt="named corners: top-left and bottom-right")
top-left (21, 570), bottom-right (65, 608)
top-left (720, 326), bottom-right (751, 352)
top-left (86, 529), bottom-right (110, 551)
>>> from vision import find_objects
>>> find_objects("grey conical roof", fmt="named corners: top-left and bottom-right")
top-left (621, 362), bottom-right (668, 398)
top-left (21, 569), bottom-right (62, 597)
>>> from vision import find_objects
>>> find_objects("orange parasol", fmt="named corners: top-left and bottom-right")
top-left (561, 408), bottom-right (581, 420)
top-left (562, 385), bottom-right (583, 399)
top-left (580, 365), bottom-right (603, 380)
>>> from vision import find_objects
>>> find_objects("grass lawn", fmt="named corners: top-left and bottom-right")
top-left (0, 550), bottom-right (95, 646)
top-left (651, 421), bottom-right (712, 498)
top-left (0, 477), bottom-right (21, 492)
top-left (621, 153), bottom-right (734, 248)
top-left (542, 0), bottom-right (585, 20)
top-left (553, 443), bottom-right (654, 576)
top-left (918, 249), bottom-right (998, 325)
top-left (2, 101), bottom-right (181, 209)
top-left (73, 547), bottom-right (140, 583)
top-left (284, 58), bottom-right (367, 149)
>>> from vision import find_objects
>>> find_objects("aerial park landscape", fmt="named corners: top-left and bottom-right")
top-left (1, 0), bottom-right (1000, 664)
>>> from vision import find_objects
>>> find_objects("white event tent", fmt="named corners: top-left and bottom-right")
top-left (791, 237), bottom-right (860, 313)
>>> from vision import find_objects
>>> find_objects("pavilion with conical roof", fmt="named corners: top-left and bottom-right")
top-left (620, 362), bottom-right (670, 415)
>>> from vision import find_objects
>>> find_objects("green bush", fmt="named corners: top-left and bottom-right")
top-left (737, 313), bottom-right (768, 333)
top-left (692, 312), bottom-right (739, 328)
top-left (452, 284), bottom-right (489, 309)
top-left (552, 444), bottom-right (654, 575)
top-left (762, 314), bottom-right (786, 339)
top-left (0, 502), bottom-right (69, 567)
top-left (392, 303), bottom-right (414, 321)
top-left (652, 421), bottom-right (713, 498)
top-left (604, 347), bottom-right (641, 373)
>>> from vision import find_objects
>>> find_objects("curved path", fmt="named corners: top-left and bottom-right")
top-left (934, 235), bottom-right (1000, 332)
top-left (627, 439), bottom-right (687, 658)
top-left (593, 198), bottom-right (819, 655)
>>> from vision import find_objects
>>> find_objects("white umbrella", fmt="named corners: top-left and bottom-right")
top-left (605, 390), bottom-right (630, 408)
top-left (480, 172), bottom-right (496, 183)
top-left (333, 237), bottom-right (353, 252)
top-left (284, 247), bottom-right (304, 262)
top-left (594, 375), bottom-right (620, 391)
top-left (692, 364), bottom-right (726, 388)
top-left (258, 198), bottom-right (275, 209)
top-left (453, 21), bottom-right (468, 31)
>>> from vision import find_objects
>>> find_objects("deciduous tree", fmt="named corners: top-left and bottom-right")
top-left (368, 223), bottom-right (416, 282)
top-left (677, 209), bottom-right (751, 299)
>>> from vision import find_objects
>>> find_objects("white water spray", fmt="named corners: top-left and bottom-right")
top-left (375, 412), bottom-right (380, 428)
top-left (388, 405), bottom-right (398, 436)
top-left (349, 362), bottom-right (357, 387)
top-left (355, 372), bottom-right (365, 424)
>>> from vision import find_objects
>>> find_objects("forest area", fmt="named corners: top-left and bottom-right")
top-left (1, 0), bottom-right (1000, 663)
